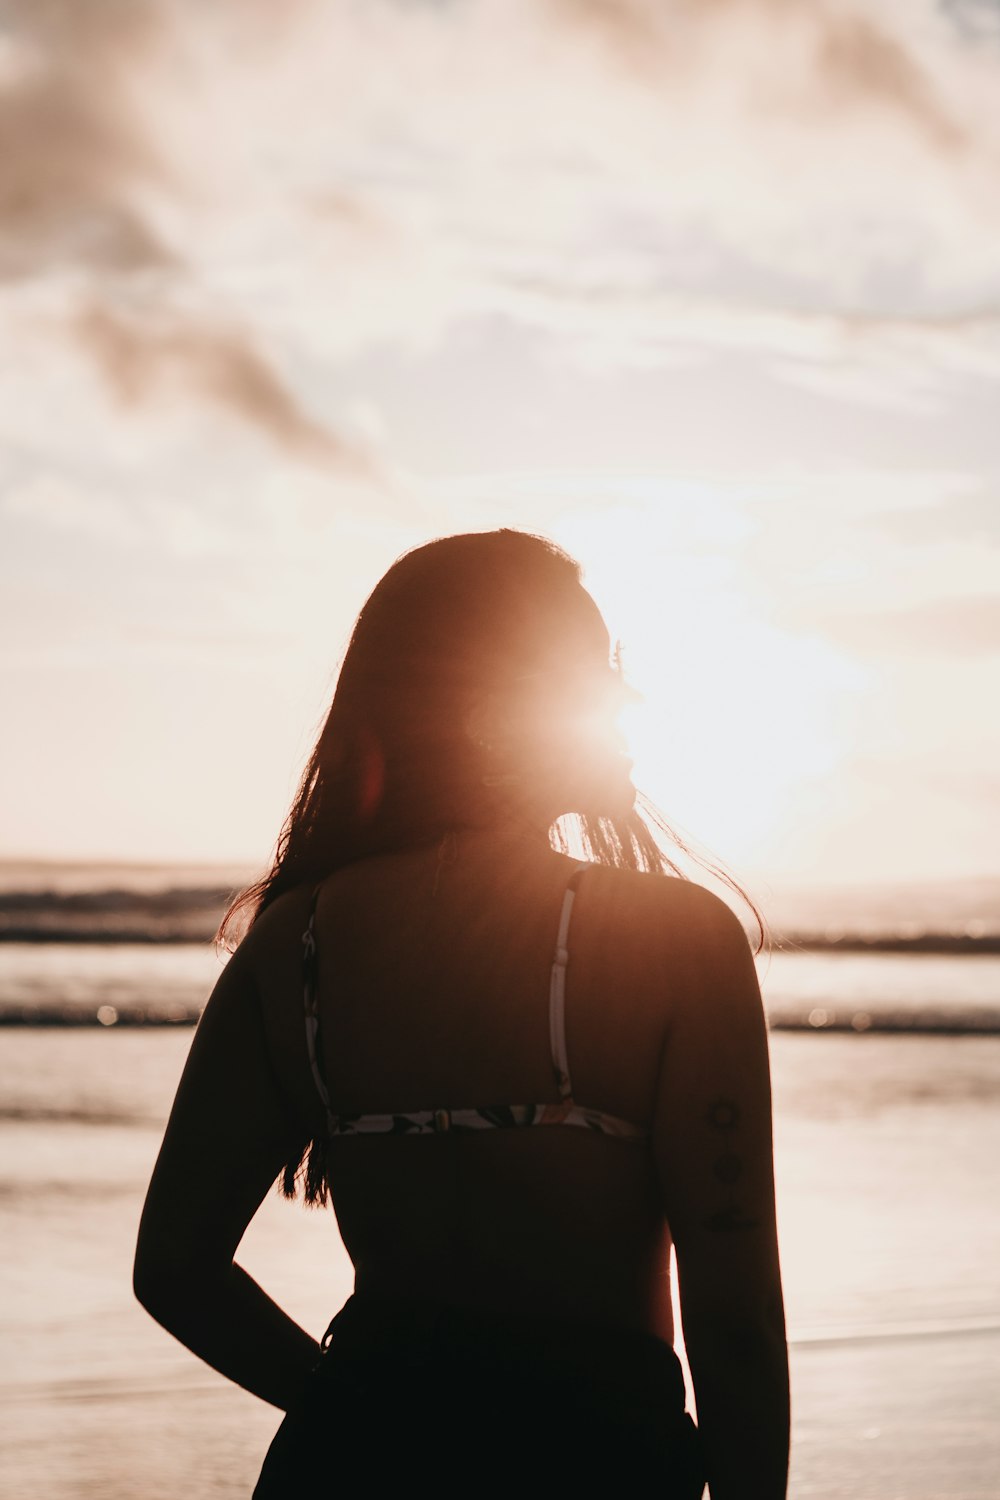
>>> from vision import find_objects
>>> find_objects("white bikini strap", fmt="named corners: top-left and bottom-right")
top-left (549, 863), bottom-right (588, 1100)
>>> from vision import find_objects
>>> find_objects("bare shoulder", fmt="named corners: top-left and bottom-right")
top-left (662, 879), bottom-right (758, 974)
top-left (649, 874), bottom-right (749, 938)
top-left (580, 865), bottom-right (753, 981)
top-left (237, 885), bottom-right (312, 950)
top-left (583, 861), bottom-right (743, 924)
top-left (228, 885), bottom-right (317, 993)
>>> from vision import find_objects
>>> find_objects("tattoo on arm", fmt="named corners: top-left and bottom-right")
top-left (702, 1096), bottom-right (760, 1233)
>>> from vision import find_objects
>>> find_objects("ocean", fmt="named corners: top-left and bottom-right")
top-left (1, 863), bottom-right (999, 1498)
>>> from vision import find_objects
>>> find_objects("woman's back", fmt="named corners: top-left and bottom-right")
top-left (249, 826), bottom-right (704, 1337)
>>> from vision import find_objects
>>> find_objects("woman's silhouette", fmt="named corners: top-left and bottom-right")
top-left (134, 530), bottom-right (789, 1497)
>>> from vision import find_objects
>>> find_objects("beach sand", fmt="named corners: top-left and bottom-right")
top-left (1, 1029), bottom-right (998, 1497)
top-left (6, 1331), bottom-right (997, 1499)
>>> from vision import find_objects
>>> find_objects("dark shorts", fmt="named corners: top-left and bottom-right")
top-left (254, 1294), bottom-right (705, 1496)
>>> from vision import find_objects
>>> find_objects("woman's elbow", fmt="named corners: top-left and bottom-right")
top-left (132, 1239), bottom-right (219, 1324)
top-left (132, 1249), bottom-right (181, 1321)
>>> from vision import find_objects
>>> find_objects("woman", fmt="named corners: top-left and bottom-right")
top-left (134, 530), bottom-right (789, 1497)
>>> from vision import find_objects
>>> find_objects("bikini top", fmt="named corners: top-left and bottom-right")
top-left (302, 864), bottom-right (649, 1142)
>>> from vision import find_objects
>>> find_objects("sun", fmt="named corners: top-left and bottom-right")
top-left (615, 625), bottom-right (850, 865)
top-left (556, 503), bottom-right (862, 874)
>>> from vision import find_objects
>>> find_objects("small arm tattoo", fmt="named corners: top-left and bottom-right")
top-left (702, 1095), bottom-right (760, 1232)
top-left (706, 1098), bottom-right (741, 1131)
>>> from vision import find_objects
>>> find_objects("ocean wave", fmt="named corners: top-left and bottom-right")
top-left (1, 1000), bottom-right (998, 1033)
top-left (0, 1003), bottom-right (201, 1027)
top-left (0, 886), bottom-right (235, 944)
top-left (777, 933), bottom-right (1000, 956)
top-left (1, 875), bottom-right (998, 950)
top-left (0, 1103), bottom-right (154, 1126)
top-left (767, 1007), bottom-right (1000, 1035)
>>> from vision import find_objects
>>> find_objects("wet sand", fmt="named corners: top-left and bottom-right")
top-left (1, 1030), bottom-right (998, 1497)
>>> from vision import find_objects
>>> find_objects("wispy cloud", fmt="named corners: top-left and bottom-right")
top-left (0, 1), bottom-right (171, 279)
top-left (812, 11), bottom-right (967, 150)
top-left (74, 303), bottom-right (363, 467)
top-left (551, 0), bottom-right (970, 150)
top-left (2, 0), bottom-right (999, 424)
top-left (0, 1), bottom-right (370, 461)
top-left (813, 593), bottom-right (1000, 657)
top-left (485, 269), bottom-right (1000, 396)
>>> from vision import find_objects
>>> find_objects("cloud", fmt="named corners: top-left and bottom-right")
top-left (725, 471), bottom-right (1000, 646)
top-left (3, 0), bottom-right (1000, 441)
top-left (940, 0), bottom-right (1000, 43)
top-left (817, 593), bottom-right (1000, 657)
top-left (859, 488), bottom-right (1000, 548)
top-left (552, 0), bottom-right (969, 150)
top-left (1, 473), bottom-right (145, 548)
top-left (485, 269), bottom-right (1000, 397)
top-left (813, 11), bottom-right (967, 150)
top-left (0, 1), bottom-right (172, 279)
top-left (74, 303), bottom-right (364, 467)
top-left (546, 0), bottom-right (668, 73)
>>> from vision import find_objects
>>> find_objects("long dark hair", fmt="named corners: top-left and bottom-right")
top-left (218, 529), bottom-right (767, 1201)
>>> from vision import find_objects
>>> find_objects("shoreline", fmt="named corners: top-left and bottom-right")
top-left (3, 923), bottom-right (998, 953)
top-left (3, 1005), bottom-right (999, 1034)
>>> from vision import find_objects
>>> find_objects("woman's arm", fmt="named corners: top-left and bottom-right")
top-left (133, 941), bottom-right (319, 1410)
top-left (652, 889), bottom-right (789, 1500)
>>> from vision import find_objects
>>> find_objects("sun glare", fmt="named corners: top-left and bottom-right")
top-left (616, 634), bottom-right (848, 865)
top-left (559, 505), bottom-right (864, 872)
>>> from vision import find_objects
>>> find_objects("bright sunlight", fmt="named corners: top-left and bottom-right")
top-left (558, 499), bottom-right (867, 874)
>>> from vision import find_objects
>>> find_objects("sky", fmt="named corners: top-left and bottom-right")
top-left (1, 0), bottom-right (998, 886)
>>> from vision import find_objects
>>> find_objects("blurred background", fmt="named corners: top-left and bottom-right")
top-left (1, 2), bottom-right (998, 1496)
